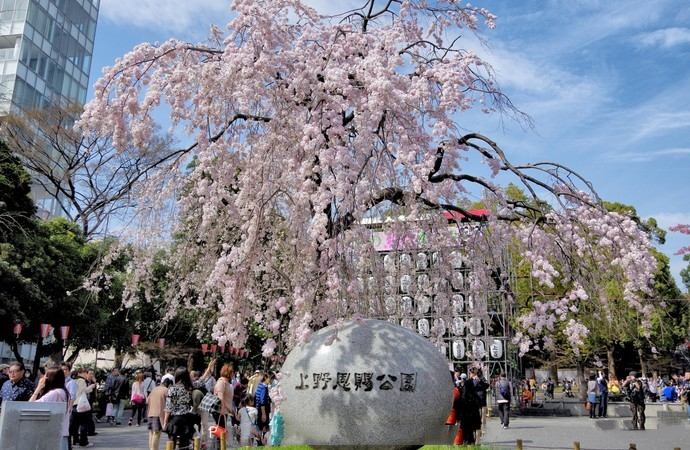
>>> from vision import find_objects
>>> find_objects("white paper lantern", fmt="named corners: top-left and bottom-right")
top-left (490, 339), bottom-right (503, 358)
top-left (452, 340), bottom-right (465, 359)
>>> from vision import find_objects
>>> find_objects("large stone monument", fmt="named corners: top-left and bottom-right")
top-left (279, 319), bottom-right (453, 445)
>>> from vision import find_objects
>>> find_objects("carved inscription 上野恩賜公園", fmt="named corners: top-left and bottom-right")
top-left (295, 372), bottom-right (417, 392)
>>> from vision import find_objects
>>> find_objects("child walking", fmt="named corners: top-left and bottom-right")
top-left (237, 394), bottom-right (261, 447)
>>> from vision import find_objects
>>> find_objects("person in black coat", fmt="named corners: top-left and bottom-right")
top-left (454, 368), bottom-right (489, 445)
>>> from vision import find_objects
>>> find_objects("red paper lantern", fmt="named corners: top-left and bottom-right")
top-left (201, 343), bottom-right (209, 354)
top-left (239, 349), bottom-right (245, 357)
top-left (219, 344), bottom-right (225, 354)
top-left (211, 344), bottom-right (217, 353)
top-left (40, 323), bottom-right (52, 338)
top-left (60, 326), bottom-right (70, 340)
top-left (131, 334), bottom-right (140, 346)
top-left (13, 324), bottom-right (22, 336)
top-left (158, 338), bottom-right (166, 349)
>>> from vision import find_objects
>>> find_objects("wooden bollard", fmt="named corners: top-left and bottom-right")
top-left (165, 441), bottom-right (174, 450)
top-left (516, 439), bottom-right (523, 450)
top-left (574, 442), bottom-right (580, 450)
top-left (629, 444), bottom-right (637, 450)
top-left (220, 431), bottom-right (227, 450)
top-left (193, 436), bottom-right (201, 450)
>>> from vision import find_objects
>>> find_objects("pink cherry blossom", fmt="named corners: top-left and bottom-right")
top-left (79, 1), bottom-right (657, 357)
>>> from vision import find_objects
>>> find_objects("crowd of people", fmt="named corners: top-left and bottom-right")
top-left (0, 359), bottom-right (278, 450)
top-left (3, 358), bottom-right (690, 448)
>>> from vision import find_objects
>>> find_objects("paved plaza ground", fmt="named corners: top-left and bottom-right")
top-left (86, 411), bottom-right (690, 450)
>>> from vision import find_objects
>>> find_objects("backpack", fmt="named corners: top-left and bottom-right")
top-left (499, 380), bottom-right (511, 399)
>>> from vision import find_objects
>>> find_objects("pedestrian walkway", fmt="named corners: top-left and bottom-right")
top-left (87, 420), bottom-right (150, 450)
top-left (479, 414), bottom-right (689, 450)
top-left (84, 414), bottom-right (689, 449)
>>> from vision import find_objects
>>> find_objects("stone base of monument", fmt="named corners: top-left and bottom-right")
top-left (278, 319), bottom-right (453, 446)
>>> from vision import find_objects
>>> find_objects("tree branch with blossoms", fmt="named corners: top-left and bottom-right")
top-left (78, 0), bottom-right (658, 357)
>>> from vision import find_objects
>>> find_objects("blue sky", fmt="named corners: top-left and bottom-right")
top-left (90, 0), bottom-right (690, 290)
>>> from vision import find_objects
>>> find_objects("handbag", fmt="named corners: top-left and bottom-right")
top-left (585, 401), bottom-right (591, 411)
top-left (209, 424), bottom-right (226, 439)
top-left (132, 394), bottom-right (145, 404)
top-left (77, 392), bottom-right (91, 413)
top-left (199, 392), bottom-right (221, 414)
top-left (105, 402), bottom-right (113, 416)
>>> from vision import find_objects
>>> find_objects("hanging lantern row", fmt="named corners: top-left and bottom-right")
top-left (201, 343), bottom-right (251, 358)
top-left (268, 355), bottom-right (287, 363)
top-left (12, 323), bottom-right (70, 340)
top-left (128, 335), bottom-right (167, 349)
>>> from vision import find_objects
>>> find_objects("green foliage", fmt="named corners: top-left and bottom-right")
top-left (680, 254), bottom-right (690, 293)
top-left (0, 140), bottom-right (36, 234)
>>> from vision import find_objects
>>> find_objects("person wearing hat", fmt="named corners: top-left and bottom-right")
top-left (0, 364), bottom-right (10, 390)
top-left (622, 371), bottom-right (646, 430)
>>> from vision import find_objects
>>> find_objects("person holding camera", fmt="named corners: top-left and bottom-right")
top-left (597, 370), bottom-right (609, 418)
top-left (622, 371), bottom-right (645, 430)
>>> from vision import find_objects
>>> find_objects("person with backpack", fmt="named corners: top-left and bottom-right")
top-left (495, 371), bottom-right (512, 429)
top-left (622, 371), bottom-right (646, 430)
top-left (104, 368), bottom-right (128, 426)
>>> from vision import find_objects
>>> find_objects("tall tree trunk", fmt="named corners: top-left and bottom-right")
top-left (114, 347), bottom-right (124, 369)
top-left (638, 347), bottom-right (648, 376)
top-left (30, 337), bottom-right (42, 377)
top-left (65, 346), bottom-right (82, 364)
top-left (576, 359), bottom-right (586, 401)
top-left (10, 339), bottom-right (23, 364)
top-left (548, 351), bottom-right (559, 385)
top-left (46, 337), bottom-right (66, 367)
top-left (606, 343), bottom-right (617, 380)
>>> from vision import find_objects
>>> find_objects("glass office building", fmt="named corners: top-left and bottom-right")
top-left (0, 0), bottom-right (99, 113)
top-left (0, 0), bottom-right (99, 215)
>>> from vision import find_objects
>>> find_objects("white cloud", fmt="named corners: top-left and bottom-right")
top-left (99, 0), bottom-right (231, 36)
top-left (604, 147), bottom-right (690, 163)
top-left (648, 212), bottom-right (690, 229)
top-left (636, 27), bottom-right (690, 48)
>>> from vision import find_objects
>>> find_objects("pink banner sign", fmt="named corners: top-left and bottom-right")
top-left (131, 334), bottom-right (140, 346)
top-left (13, 324), bottom-right (22, 335)
top-left (158, 338), bottom-right (166, 349)
top-left (60, 326), bottom-right (70, 340)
